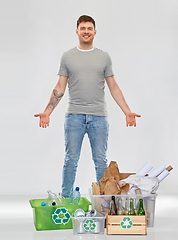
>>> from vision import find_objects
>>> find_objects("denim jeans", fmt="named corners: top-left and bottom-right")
top-left (62, 114), bottom-right (109, 197)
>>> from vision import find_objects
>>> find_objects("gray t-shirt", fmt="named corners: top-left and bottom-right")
top-left (58, 47), bottom-right (114, 116)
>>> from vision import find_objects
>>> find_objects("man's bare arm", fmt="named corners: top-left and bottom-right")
top-left (44, 75), bottom-right (68, 115)
top-left (34, 75), bottom-right (68, 128)
top-left (105, 76), bottom-right (141, 127)
top-left (45, 90), bottom-right (64, 115)
top-left (105, 76), bottom-right (131, 114)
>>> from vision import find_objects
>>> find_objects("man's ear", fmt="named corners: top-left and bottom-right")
top-left (76, 29), bottom-right (79, 36)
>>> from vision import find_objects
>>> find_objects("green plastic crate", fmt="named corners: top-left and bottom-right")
top-left (29, 197), bottom-right (92, 231)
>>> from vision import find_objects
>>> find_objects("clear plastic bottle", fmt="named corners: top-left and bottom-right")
top-left (68, 187), bottom-right (81, 205)
top-left (58, 192), bottom-right (65, 205)
top-left (46, 190), bottom-right (62, 206)
top-left (41, 201), bottom-right (50, 206)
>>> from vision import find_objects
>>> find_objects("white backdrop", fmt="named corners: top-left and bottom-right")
top-left (0, 0), bottom-right (177, 195)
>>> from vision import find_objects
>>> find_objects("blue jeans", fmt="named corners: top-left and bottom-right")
top-left (62, 114), bottom-right (109, 197)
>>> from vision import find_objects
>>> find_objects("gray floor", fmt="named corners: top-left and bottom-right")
top-left (0, 193), bottom-right (178, 240)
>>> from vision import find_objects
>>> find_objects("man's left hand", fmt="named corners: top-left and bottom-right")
top-left (126, 112), bottom-right (141, 127)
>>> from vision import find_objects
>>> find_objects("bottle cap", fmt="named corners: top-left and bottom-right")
top-left (76, 187), bottom-right (79, 191)
top-left (111, 196), bottom-right (115, 201)
top-left (41, 201), bottom-right (46, 206)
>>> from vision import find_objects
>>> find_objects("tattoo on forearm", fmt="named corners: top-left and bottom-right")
top-left (47, 89), bottom-right (64, 111)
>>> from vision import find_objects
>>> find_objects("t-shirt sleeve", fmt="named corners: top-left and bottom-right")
top-left (104, 53), bottom-right (114, 78)
top-left (57, 54), bottom-right (69, 77)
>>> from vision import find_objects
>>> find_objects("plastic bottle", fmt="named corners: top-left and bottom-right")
top-left (41, 201), bottom-right (50, 206)
top-left (58, 192), bottom-right (65, 205)
top-left (68, 187), bottom-right (81, 205)
top-left (46, 190), bottom-right (62, 206)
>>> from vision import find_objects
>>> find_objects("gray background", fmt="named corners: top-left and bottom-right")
top-left (1, 0), bottom-right (177, 195)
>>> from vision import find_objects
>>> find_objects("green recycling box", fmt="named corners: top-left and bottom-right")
top-left (29, 197), bottom-right (92, 231)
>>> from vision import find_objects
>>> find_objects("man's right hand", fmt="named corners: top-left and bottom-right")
top-left (34, 112), bottom-right (50, 128)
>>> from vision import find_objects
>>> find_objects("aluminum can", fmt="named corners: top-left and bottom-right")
top-left (74, 209), bottom-right (85, 217)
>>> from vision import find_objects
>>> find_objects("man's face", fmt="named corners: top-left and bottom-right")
top-left (76, 21), bottom-right (96, 44)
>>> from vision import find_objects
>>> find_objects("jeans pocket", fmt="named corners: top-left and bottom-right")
top-left (65, 113), bottom-right (73, 117)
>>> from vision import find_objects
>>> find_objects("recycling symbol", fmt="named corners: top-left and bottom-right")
top-left (120, 217), bottom-right (133, 229)
top-left (83, 219), bottom-right (96, 231)
top-left (52, 208), bottom-right (70, 225)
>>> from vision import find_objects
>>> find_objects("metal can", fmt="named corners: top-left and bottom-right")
top-left (72, 218), bottom-right (81, 228)
top-left (89, 209), bottom-right (96, 217)
top-left (86, 209), bottom-right (105, 217)
top-left (85, 211), bottom-right (91, 217)
top-left (74, 209), bottom-right (85, 217)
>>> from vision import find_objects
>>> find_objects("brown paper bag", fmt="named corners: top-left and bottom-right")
top-left (98, 161), bottom-right (132, 195)
top-left (103, 177), bottom-right (121, 195)
top-left (101, 161), bottom-right (121, 182)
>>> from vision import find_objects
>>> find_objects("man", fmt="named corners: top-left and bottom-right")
top-left (34, 15), bottom-right (141, 197)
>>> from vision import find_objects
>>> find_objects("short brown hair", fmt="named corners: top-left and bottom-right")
top-left (77, 15), bottom-right (96, 29)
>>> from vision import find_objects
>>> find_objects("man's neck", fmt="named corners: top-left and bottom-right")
top-left (78, 42), bottom-right (94, 51)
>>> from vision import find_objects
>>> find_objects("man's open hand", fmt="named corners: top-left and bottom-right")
top-left (34, 113), bottom-right (50, 128)
top-left (126, 112), bottom-right (141, 127)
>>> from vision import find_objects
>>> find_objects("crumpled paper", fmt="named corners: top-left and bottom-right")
top-left (118, 175), bottom-right (159, 194)
top-left (99, 161), bottom-right (130, 195)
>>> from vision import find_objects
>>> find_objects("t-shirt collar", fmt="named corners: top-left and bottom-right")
top-left (77, 46), bottom-right (94, 52)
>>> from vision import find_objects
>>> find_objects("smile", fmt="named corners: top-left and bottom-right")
top-left (83, 35), bottom-right (90, 39)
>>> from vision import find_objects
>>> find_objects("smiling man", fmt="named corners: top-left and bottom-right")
top-left (76, 19), bottom-right (96, 47)
top-left (35, 15), bottom-right (141, 197)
